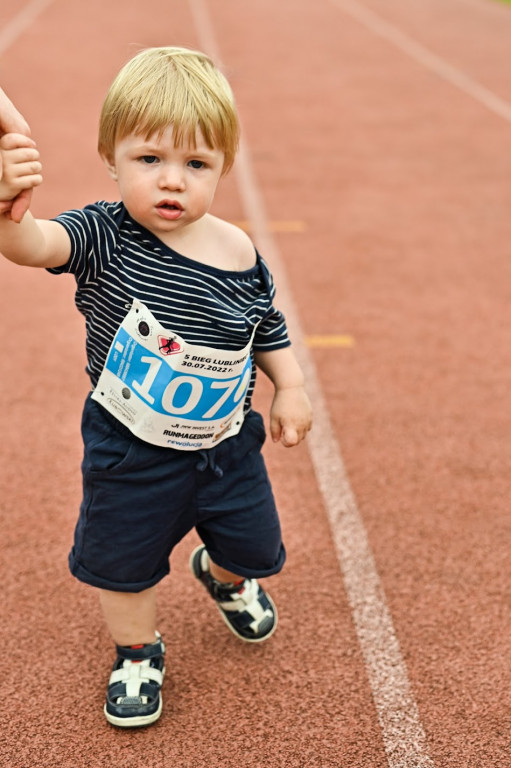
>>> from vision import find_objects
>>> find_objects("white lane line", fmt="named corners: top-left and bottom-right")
top-left (329, 0), bottom-right (511, 123)
top-left (0, 0), bottom-right (55, 55)
top-left (235, 137), bottom-right (435, 768)
top-left (188, 1), bottom-right (435, 766)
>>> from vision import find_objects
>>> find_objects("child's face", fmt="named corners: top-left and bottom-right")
top-left (103, 125), bottom-right (225, 242)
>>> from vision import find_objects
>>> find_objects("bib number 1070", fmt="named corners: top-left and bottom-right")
top-left (130, 355), bottom-right (250, 419)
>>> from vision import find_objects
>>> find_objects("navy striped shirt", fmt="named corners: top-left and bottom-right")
top-left (48, 201), bottom-right (290, 409)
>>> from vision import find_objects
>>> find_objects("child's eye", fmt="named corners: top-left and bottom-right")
top-left (188, 159), bottom-right (204, 169)
top-left (140, 155), bottom-right (159, 164)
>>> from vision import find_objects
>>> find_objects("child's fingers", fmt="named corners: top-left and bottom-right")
top-left (0, 136), bottom-right (38, 203)
top-left (1, 152), bottom-right (42, 187)
top-left (271, 415), bottom-right (309, 446)
top-left (270, 418), bottom-right (300, 447)
top-left (281, 425), bottom-right (299, 447)
top-left (4, 146), bottom-right (41, 167)
top-left (0, 132), bottom-right (36, 151)
top-left (2, 168), bottom-right (42, 191)
top-left (15, 158), bottom-right (42, 178)
top-left (270, 418), bottom-right (282, 443)
top-left (0, 137), bottom-right (40, 178)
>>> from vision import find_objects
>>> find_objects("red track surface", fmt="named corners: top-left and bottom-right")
top-left (1, 1), bottom-right (510, 766)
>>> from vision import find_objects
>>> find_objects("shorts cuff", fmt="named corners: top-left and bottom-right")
top-left (68, 550), bottom-right (169, 593)
top-left (205, 544), bottom-right (286, 580)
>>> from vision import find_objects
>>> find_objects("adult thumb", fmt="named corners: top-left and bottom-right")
top-left (10, 188), bottom-right (32, 223)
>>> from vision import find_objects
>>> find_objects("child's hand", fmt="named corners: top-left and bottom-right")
top-left (0, 133), bottom-right (42, 217)
top-left (269, 385), bottom-right (313, 447)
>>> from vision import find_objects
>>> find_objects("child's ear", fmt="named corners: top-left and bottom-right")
top-left (101, 153), bottom-right (118, 181)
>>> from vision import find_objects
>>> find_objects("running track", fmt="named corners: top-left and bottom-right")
top-left (1, 1), bottom-right (510, 766)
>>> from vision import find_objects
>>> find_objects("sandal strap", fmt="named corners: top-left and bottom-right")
top-left (115, 634), bottom-right (165, 661)
top-left (108, 634), bottom-right (165, 701)
top-left (109, 661), bottom-right (164, 690)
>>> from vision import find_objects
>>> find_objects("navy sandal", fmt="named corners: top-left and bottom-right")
top-left (190, 545), bottom-right (277, 643)
top-left (104, 633), bottom-right (166, 728)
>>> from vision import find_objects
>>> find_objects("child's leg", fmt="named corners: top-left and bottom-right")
top-left (99, 585), bottom-right (165, 728)
top-left (208, 561), bottom-right (244, 584)
top-left (99, 586), bottom-right (158, 646)
top-left (191, 411), bottom-right (285, 642)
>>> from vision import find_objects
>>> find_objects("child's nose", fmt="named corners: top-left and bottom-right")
top-left (159, 164), bottom-right (185, 190)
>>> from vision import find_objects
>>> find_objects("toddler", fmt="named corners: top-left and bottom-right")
top-left (0, 47), bottom-right (312, 728)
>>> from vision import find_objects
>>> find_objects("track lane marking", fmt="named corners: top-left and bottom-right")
top-left (329, 0), bottom-right (511, 123)
top-left (0, 0), bottom-right (55, 56)
top-left (305, 334), bottom-right (355, 348)
top-left (234, 131), bottom-right (435, 768)
top-left (189, 1), bottom-right (435, 766)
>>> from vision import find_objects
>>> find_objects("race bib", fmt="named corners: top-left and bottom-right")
top-left (92, 300), bottom-right (254, 450)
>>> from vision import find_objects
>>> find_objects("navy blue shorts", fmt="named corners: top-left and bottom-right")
top-left (69, 395), bottom-right (285, 592)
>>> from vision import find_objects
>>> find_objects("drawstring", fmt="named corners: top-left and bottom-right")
top-left (196, 449), bottom-right (224, 478)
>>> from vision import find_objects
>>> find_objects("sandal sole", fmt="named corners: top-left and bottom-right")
top-left (104, 696), bottom-right (163, 728)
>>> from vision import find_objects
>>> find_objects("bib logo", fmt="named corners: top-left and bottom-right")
top-left (158, 336), bottom-right (182, 356)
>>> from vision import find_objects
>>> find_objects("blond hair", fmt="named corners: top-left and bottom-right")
top-left (98, 47), bottom-right (239, 173)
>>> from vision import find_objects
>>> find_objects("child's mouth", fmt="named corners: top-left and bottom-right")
top-left (157, 201), bottom-right (183, 219)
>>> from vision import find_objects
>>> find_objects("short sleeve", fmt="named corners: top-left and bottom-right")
top-left (47, 201), bottom-right (122, 284)
top-left (253, 256), bottom-right (291, 351)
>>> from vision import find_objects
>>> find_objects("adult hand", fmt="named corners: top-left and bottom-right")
top-left (0, 88), bottom-right (32, 222)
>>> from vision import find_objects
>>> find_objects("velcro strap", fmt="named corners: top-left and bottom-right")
top-left (115, 639), bottom-right (165, 661)
top-left (109, 663), bottom-right (164, 689)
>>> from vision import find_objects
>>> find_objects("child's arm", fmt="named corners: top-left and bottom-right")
top-left (0, 133), bottom-right (71, 267)
top-left (254, 346), bottom-right (312, 447)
